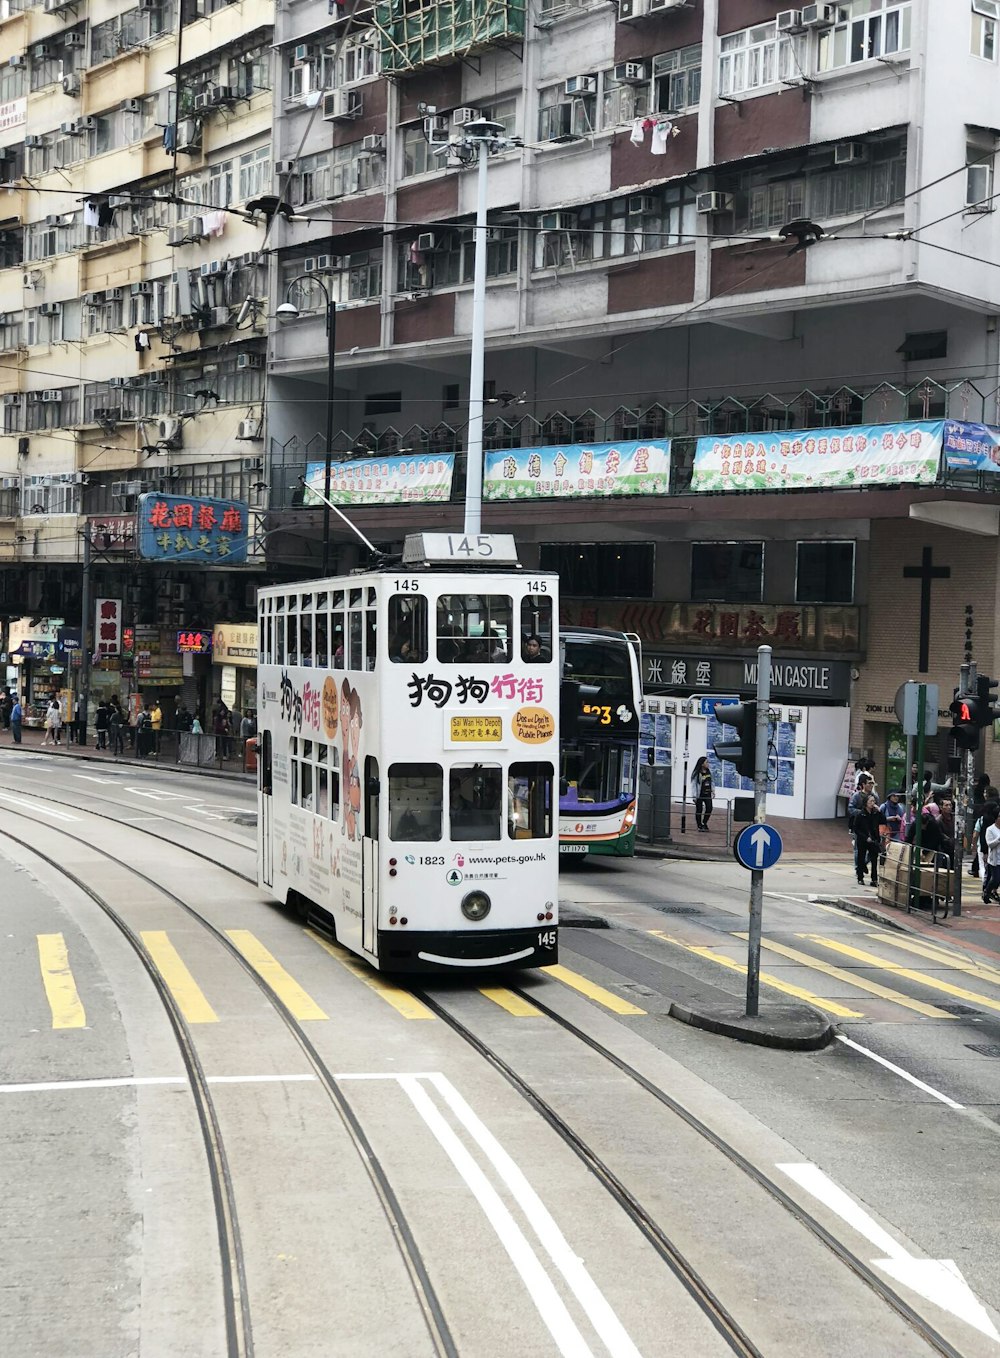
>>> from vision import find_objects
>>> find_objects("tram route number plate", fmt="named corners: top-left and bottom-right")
top-left (450, 714), bottom-right (503, 742)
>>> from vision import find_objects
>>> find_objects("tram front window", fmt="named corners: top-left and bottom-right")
top-left (389, 762), bottom-right (443, 841)
top-left (450, 764), bottom-right (503, 841)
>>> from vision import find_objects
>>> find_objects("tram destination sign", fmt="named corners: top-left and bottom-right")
top-left (402, 533), bottom-right (519, 566)
top-left (450, 714), bottom-right (503, 742)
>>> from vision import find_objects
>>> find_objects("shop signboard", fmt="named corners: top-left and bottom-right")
top-left (303, 454), bottom-right (454, 505)
top-left (561, 599), bottom-right (860, 653)
top-left (484, 440), bottom-right (671, 501)
top-left (137, 494), bottom-right (249, 564)
top-left (212, 623), bottom-right (258, 667)
top-left (88, 514), bottom-right (136, 552)
top-left (95, 598), bottom-right (122, 658)
top-left (177, 630), bottom-right (212, 654)
top-left (690, 420), bottom-right (944, 492)
top-left (643, 650), bottom-right (852, 703)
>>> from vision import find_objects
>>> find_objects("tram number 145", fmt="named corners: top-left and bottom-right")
top-left (537, 930), bottom-right (557, 949)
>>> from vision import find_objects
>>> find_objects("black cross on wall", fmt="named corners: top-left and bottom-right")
top-left (902, 546), bottom-right (950, 674)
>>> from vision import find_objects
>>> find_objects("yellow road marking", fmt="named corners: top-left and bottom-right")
top-left (140, 931), bottom-right (218, 1023)
top-left (227, 930), bottom-right (328, 1020)
top-left (541, 964), bottom-right (646, 1015)
top-left (37, 933), bottom-right (86, 1029)
top-left (802, 934), bottom-right (1000, 1016)
top-left (650, 931), bottom-right (863, 1018)
top-left (305, 929), bottom-right (434, 1019)
top-left (734, 933), bottom-right (955, 1020)
top-left (479, 987), bottom-right (541, 1017)
top-left (868, 932), bottom-right (1000, 987)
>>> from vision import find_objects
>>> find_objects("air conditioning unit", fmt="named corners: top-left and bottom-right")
top-left (538, 211), bottom-right (577, 231)
top-left (361, 134), bottom-right (384, 153)
top-left (61, 74), bottom-right (81, 95)
top-left (801, 3), bottom-right (843, 28)
top-left (180, 216), bottom-right (206, 241)
top-left (2, 394), bottom-right (21, 406)
top-left (9, 55), bottom-right (27, 68)
top-left (834, 141), bottom-right (866, 165)
top-left (131, 281), bottom-right (153, 295)
top-left (78, 116), bottom-right (97, 131)
top-left (112, 480), bottom-right (143, 498)
top-left (193, 92), bottom-right (211, 112)
top-left (324, 89), bottom-right (359, 121)
top-left (303, 254), bottom-right (335, 272)
top-left (138, 0), bottom-right (161, 10)
top-left (42, 0), bottom-right (62, 14)
top-left (293, 42), bottom-right (311, 63)
top-left (648, 0), bottom-right (691, 8)
top-left (776, 9), bottom-right (804, 32)
top-left (22, 272), bottom-right (38, 288)
top-left (696, 191), bottom-right (733, 214)
top-left (24, 135), bottom-right (46, 148)
top-left (106, 287), bottom-right (123, 300)
top-left (1, 476), bottom-right (20, 489)
top-left (613, 62), bottom-right (649, 83)
top-left (236, 352), bottom-right (263, 369)
top-left (158, 416), bottom-right (182, 444)
top-left (423, 114), bottom-right (447, 136)
top-left (627, 194), bottom-right (657, 214)
top-left (274, 158), bottom-right (296, 176)
top-left (452, 107), bottom-right (479, 126)
top-left (38, 303), bottom-right (61, 317)
top-left (122, 98), bottom-right (141, 113)
top-left (107, 376), bottom-right (127, 387)
top-left (209, 85), bottom-right (234, 106)
top-left (63, 33), bottom-right (86, 49)
top-left (564, 75), bottom-right (597, 96)
top-left (205, 306), bottom-right (229, 326)
top-left (176, 119), bottom-right (200, 152)
top-left (416, 231), bottom-right (436, 252)
top-left (60, 121), bottom-right (78, 135)
top-left (45, 214), bottom-right (59, 227)
top-left (41, 390), bottom-right (62, 402)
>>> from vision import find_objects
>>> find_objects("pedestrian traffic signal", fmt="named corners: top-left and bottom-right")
top-left (949, 687), bottom-right (980, 752)
top-left (712, 699), bottom-right (757, 779)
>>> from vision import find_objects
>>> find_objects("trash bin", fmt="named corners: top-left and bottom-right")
top-left (244, 737), bottom-right (257, 774)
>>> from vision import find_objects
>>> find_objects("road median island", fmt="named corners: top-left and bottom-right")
top-left (669, 998), bottom-right (835, 1051)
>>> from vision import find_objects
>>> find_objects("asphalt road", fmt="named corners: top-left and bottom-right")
top-left (1, 751), bottom-right (998, 1357)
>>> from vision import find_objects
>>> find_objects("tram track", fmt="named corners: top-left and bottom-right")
top-left (0, 805), bottom-right (458, 1358)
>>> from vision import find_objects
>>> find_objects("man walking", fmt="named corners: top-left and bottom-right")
top-left (848, 772), bottom-right (873, 882)
top-left (10, 696), bottom-right (22, 744)
top-left (984, 807), bottom-right (1000, 905)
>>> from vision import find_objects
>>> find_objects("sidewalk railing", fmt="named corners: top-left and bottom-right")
top-left (96, 728), bottom-right (256, 775)
top-left (879, 841), bottom-right (951, 923)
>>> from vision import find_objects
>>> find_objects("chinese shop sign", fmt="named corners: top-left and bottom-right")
top-left (484, 440), bottom-right (671, 501)
top-left (176, 630), bottom-right (212, 654)
top-left (137, 494), bottom-right (249, 564)
top-left (87, 515), bottom-right (136, 552)
top-left (95, 598), bottom-right (122, 658)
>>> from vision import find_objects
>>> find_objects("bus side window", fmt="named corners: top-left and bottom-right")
top-left (450, 765), bottom-right (503, 841)
top-left (508, 763), bottom-right (554, 839)
top-left (388, 595), bottom-right (427, 663)
top-left (388, 763), bottom-right (442, 841)
top-left (520, 596), bottom-right (553, 662)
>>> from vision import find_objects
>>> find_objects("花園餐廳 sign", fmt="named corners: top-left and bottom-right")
top-left (690, 420), bottom-right (945, 492)
top-left (484, 440), bottom-right (671, 500)
top-left (137, 494), bottom-right (249, 564)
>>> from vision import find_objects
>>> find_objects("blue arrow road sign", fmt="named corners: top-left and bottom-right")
top-left (734, 823), bottom-right (783, 871)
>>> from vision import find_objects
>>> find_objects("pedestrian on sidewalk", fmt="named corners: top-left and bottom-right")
top-left (0, 691), bottom-right (11, 730)
top-left (938, 796), bottom-right (957, 869)
top-left (848, 773), bottom-right (873, 879)
top-left (690, 756), bottom-right (714, 832)
top-left (41, 698), bottom-right (62, 746)
top-left (150, 698), bottom-right (162, 757)
top-left (983, 807), bottom-right (1000, 904)
top-left (970, 774), bottom-right (992, 877)
top-left (95, 700), bottom-right (110, 750)
top-left (854, 793), bottom-right (885, 887)
top-left (880, 790), bottom-right (904, 842)
top-left (109, 702), bottom-right (124, 756)
top-left (10, 697), bottom-right (22, 744)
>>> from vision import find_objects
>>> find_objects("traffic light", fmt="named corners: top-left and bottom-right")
top-left (712, 699), bottom-right (757, 779)
top-left (949, 688), bottom-right (980, 752)
top-left (977, 675), bottom-right (999, 729)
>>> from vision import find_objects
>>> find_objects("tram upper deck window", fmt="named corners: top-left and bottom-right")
top-left (520, 596), bottom-right (553, 662)
top-left (389, 595), bottom-right (427, 663)
top-left (508, 762), bottom-right (553, 839)
top-left (450, 764), bottom-right (503, 841)
top-left (389, 762), bottom-right (443, 841)
top-left (436, 594), bottom-right (512, 664)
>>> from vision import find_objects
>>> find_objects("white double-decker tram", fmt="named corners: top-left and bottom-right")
top-left (256, 533), bottom-right (560, 972)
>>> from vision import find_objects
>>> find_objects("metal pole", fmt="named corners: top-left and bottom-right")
top-left (79, 529), bottom-right (92, 747)
top-left (746, 644), bottom-right (771, 1018)
top-left (463, 136), bottom-right (489, 537)
top-left (680, 697), bottom-right (690, 834)
top-left (909, 683), bottom-right (926, 912)
top-left (321, 297), bottom-right (337, 576)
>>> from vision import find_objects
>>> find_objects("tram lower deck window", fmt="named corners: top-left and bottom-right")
top-left (450, 764), bottom-right (503, 841)
top-left (509, 763), bottom-right (554, 839)
top-left (389, 762), bottom-right (443, 840)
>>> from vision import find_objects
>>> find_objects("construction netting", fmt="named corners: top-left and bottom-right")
top-left (374, 0), bottom-right (525, 74)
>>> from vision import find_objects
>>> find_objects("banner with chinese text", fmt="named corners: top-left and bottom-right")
top-left (942, 420), bottom-right (1000, 473)
top-left (303, 455), bottom-right (454, 505)
top-left (137, 494), bottom-right (249, 563)
top-left (690, 420), bottom-right (944, 492)
top-left (95, 598), bottom-right (122, 658)
top-left (484, 440), bottom-right (671, 501)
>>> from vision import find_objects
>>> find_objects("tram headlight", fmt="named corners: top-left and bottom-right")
top-left (461, 890), bottom-right (491, 922)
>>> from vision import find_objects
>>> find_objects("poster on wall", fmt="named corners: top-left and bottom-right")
top-left (484, 441), bottom-right (671, 501)
top-left (303, 454), bottom-right (454, 505)
top-left (640, 704), bottom-right (673, 768)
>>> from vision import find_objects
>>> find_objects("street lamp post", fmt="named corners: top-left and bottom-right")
top-left (277, 275), bottom-right (337, 576)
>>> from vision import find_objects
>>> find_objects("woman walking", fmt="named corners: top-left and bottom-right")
top-left (854, 793), bottom-right (886, 887)
top-left (41, 698), bottom-right (62, 746)
top-left (691, 756), bottom-right (714, 833)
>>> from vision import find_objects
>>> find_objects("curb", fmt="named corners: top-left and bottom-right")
top-left (669, 999), bottom-right (835, 1051)
top-left (0, 744), bottom-right (253, 785)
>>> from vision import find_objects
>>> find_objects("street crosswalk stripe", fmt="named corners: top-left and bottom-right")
top-left (226, 930), bottom-right (328, 1020)
top-left (305, 929), bottom-right (434, 1019)
top-left (867, 932), bottom-right (1000, 987)
top-left (801, 934), bottom-right (1000, 1015)
top-left (140, 931), bottom-right (218, 1023)
top-left (541, 964), bottom-right (646, 1015)
top-left (37, 933), bottom-right (86, 1029)
top-left (650, 931), bottom-right (862, 1018)
top-left (479, 987), bottom-right (541, 1017)
top-left (735, 933), bottom-right (956, 1020)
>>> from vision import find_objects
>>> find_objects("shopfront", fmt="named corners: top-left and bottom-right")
top-left (212, 622), bottom-right (258, 716)
top-left (5, 617), bottom-right (70, 726)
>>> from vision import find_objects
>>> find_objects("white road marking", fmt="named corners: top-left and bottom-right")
top-left (778, 1162), bottom-right (999, 1342)
top-left (72, 774), bottom-right (117, 784)
top-left (0, 792), bottom-right (79, 821)
top-left (0, 1071), bottom-right (442, 1095)
top-left (400, 1075), bottom-right (601, 1358)
top-left (835, 1035), bottom-right (964, 1109)
top-left (428, 1072), bottom-right (644, 1358)
top-left (118, 815), bottom-right (165, 823)
top-left (123, 786), bottom-right (189, 802)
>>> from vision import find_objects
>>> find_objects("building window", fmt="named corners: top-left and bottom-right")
top-left (718, 22), bottom-right (793, 96)
top-left (795, 541), bottom-right (855, 604)
top-left (340, 37), bottom-right (379, 85)
top-left (897, 329), bottom-right (947, 361)
top-left (480, 95), bottom-right (518, 135)
top-left (365, 391), bottom-right (401, 416)
top-left (537, 184), bottom-right (695, 268)
top-left (237, 146), bottom-right (270, 203)
top-left (818, 1), bottom-right (911, 70)
top-left (296, 143), bottom-right (384, 203)
top-left (538, 81), bottom-right (596, 141)
top-left (402, 124), bottom-right (441, 177)
top-left (0, 59), bottom-right (26, 102)
top-left (348, 250), bottom-right (383, 301)
top-left (0, 312), bottom-right (22, 352)
top-left (25, 389), bottom-right (79, 432)
top-left (539, 542), bottom-right (655, 599)
top-left (973, 0), bottom-right (999, 57)
top-left (691, 542), bottom-right (763, 603)
top-left (600, 71), bottom-right (650, 130)
top-left (653, 44), bottom-right (701, 113)
top-left (398, 225), bottom-right (518, 289)
top-left (966, 132), bottom-right (996, 208)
